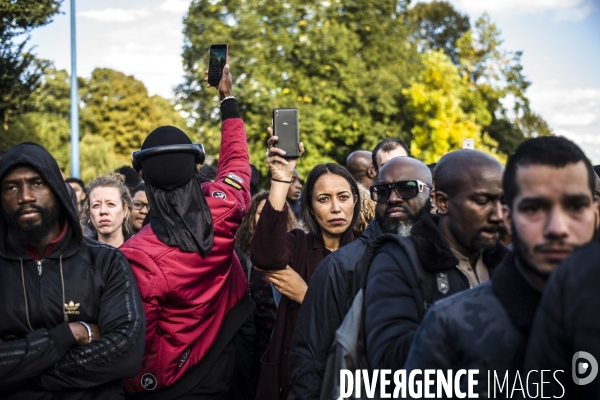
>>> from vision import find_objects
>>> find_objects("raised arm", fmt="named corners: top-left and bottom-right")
top-left (209, 63), bottom-right (251, 209)
top-left (265, 126), bottom-right (304, 212)
top-left (250, 127), bottom-right (304, 270)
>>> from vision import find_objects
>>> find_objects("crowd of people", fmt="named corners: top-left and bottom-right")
top-left (1, 62), bottom-right (599, 400)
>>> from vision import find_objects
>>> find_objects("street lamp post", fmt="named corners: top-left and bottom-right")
top-left (70, 0), bottom-right (80, 178)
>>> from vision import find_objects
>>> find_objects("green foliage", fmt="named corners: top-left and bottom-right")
top-left (0, 0), bottom-right (63, 33)
top-left (82, 68), bottom-right (187, 159)
top-left (0, 0), bottom-right (63, 129)
top-left (179, 0), bottom-right (548, 171)
top-left (455, 14), bottom-right (552, 155)
top-left (2, 64), bottom-right (186, 182)
top-left (407, 1), bottom-right (470, 64)
top-left (402, 50), bottom-right (504, 164)
top-left (178, 0), bottom-right (419, 178)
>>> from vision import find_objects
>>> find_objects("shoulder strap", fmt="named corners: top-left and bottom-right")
top-left (365, 234), bottom-right (432, 318)
top-left (393, 237), bottom-right (433, 318)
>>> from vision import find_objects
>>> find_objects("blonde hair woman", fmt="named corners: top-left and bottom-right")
top-left (83, 173), bottom-right (133, 248)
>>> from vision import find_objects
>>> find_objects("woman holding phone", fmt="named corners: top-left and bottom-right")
top-left (251, 128), bottom-right (360, 400)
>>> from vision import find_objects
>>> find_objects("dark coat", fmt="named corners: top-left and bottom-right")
top-left (364, 213), bottom-right (508, 371)
top-left (251, 199), bottom-right (354, 400)
top-left (404, 253), bottom-right (539, 397)
top-left (288, 219), bottom-right (385, 400)
top-left (0, 143), bottom-right (145, 399)
top-left (524, 239), bottom-right (600, 399)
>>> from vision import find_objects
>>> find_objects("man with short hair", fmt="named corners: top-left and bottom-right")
top-left (404, 137), bottom-right (598, 396)
top-left (346, 150), bottom-right (377, 189)
top-left (288, 156), bottom-right (433, 400)
top-left (286, 169), bottom-right (302, 219)
top-left (364, 150), bottom-right (508, 371)
top-left (0, 142), bottom-right (145, 398)
top-left (371, 138), bottom-right (411, 173)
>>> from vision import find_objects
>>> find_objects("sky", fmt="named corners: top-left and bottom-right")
top-left (27, 0), bottom-right (600, 163)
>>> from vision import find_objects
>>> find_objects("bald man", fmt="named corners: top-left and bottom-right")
top-left (346, 150), bottom-right (376, 189)
top-left (364, 150), bottom-right (509, 371)
top-left (288, 157), bottom-right (433, 400)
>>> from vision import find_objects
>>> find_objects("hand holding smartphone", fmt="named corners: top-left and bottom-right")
top-left (272, 108), bottom-right (300, 158)
top-left (208, 44), bottom-right (228, 87)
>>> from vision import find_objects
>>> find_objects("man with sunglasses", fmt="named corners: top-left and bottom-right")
top-left (364, 149), bottom-right (509, 371)
top-left (404, 137), bottom-right (598, 397)
top-left (288, 156), bottom-right (432, 400)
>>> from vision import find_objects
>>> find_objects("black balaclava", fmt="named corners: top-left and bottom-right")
top-left (140, 126), bottom-right (214, 256)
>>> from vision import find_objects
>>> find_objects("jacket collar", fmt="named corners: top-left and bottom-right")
top-left (410, 213), bottom-right (508, 273)
top-left (492, 253), bottom-right (542, 337)
top-left (358, 219), bottom-right (385, 244)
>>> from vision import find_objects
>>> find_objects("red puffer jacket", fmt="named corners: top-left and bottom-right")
top-left (120, 116), bottom-right (250, 393)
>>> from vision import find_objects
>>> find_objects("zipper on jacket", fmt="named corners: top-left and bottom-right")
top-left (37, 259), bottom-right (43, 275)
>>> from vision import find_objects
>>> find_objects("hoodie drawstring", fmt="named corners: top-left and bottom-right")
top-left (19, 258), bottom-right (33, 331)
top-left (59, 255), bottom-right (68, 322)
top-left (19, 256), bottom-right (68, 330)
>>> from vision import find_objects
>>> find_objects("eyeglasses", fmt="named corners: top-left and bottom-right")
top-left (370, 180), bottom-right (432, 203)
top-left (132, 200), bottom-right (150, 211)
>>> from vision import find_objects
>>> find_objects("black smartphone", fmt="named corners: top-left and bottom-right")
top-left (208, 44), bottom-right (228, 87)
top-left (273, 108), bottom-right (300, 158)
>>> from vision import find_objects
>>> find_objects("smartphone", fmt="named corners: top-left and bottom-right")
top-left (462, 138), bottom-right (475, 150)
top-left (208, 44), bottom-right (228, 87)
top-left (273, 108), bottom-right (300, 158)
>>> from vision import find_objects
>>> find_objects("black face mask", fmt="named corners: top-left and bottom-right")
top-left (3, 203), bottom-right (61, 246)
top-left (145, 175), bottom-right (214, 257)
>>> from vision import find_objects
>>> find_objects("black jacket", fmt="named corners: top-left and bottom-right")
top-left (364, 214), bottom-right (507, 371)
top-left (288, 219), bottom-right (385, 400)
top-left (404, 253), bottom-right (539, 397)
top-left (0, 143), bottom-right (145, 399)
top-left (523, 239), bottom-right (600, 399)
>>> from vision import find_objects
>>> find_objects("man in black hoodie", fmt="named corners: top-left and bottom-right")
top-left (0, 142), bottom-right (145, 399)
top-left (404, 137), bottom-right (597, 397)
top-left (288, 156), bottom-right (433, 399)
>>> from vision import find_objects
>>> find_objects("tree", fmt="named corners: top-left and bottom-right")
top-left (0, 0), bottom-right (63, 129)
top-left (404, 4), bottom-right (552, 156)
top-left (402, 50), bottom-right (504, 164)
top-left (178, 0), bottom-right (418, 178)
top-left (2, 64), bottom-right (187, 182)
top-left (456, 14), bottom-right (552, 154)
top-left (406, 1), bottom-right (470, 65)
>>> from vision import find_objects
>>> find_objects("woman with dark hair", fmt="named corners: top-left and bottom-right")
top-left (129, 183), bottom-right (149, 234)
top-left (235, 191), bottom-right (296, 400)
top-left (251, 128), bottom-right (360, 400)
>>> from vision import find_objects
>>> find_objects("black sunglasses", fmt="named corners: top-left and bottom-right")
top-left (132, 200), bottom-right (150, 211)
top-left (370, 180), bottom-right (432, 203)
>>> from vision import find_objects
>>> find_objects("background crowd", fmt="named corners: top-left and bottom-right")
top-left (1, 3), bottom-right (600, 400)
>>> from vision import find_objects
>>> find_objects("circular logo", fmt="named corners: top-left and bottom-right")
top-left (212, 191), bottom-right (227, 199)
top-left (573, 351), bottom-right (598, 386)
top-left (141, 373), bottom-right (157, 391)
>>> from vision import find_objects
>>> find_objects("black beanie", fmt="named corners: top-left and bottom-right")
top-left (140, 126), bottom-right (196, 190)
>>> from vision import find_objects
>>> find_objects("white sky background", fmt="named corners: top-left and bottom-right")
top-left (28, 0), bottom-right (600, 164)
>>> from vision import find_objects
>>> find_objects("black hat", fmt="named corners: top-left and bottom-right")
top-left (140, 126), bottom-right (196, 190)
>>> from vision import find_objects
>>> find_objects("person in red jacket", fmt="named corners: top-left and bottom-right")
top-left (120, 63), bottom-right (254, 399)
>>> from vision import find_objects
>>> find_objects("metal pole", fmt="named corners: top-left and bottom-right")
top-left (70, 0), bottom-right (80, 178)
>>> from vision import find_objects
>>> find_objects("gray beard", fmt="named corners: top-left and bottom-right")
top-left (397, 223), bottom-right (413, 237)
